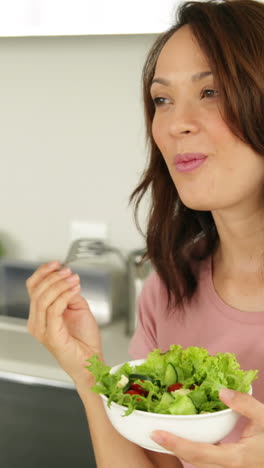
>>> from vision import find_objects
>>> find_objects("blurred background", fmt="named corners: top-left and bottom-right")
top-left (0, 1), bottom-right (179, 467)
top-left (0, 0), bottom-right (178, 261)
top-left (0, 30), bottom-right (154, 261)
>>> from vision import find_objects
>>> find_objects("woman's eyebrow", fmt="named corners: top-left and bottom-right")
top-left (151, 71), bottom-right (213, 87)
top-left (192, 70), bottom-right (213, 82)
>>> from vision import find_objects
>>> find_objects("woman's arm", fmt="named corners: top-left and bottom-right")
top-left (78, 386), bottom-right (183, 468)
top-left (26, 262), bottom-right (183, 468)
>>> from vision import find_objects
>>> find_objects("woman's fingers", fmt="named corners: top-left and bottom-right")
top-left (26, 261), bottom-right (61, 295)
top-left (27, 265), bottom-right (80, 337)
top-left (27, 267), bottom-right (72, 328)
top-left (27, 265), bottom-right (74, 304)
top-left (26, 262), bottom-right (102, 388)
top-left (36, 274), bottom-right (80, 336)
top-left (219, 388), bottom-right (264, 428)
top-left (45, 285), bottom-right (81, 344)
top-left (151, 431), bottom-right (238, 467)
top-left (151, 390), bottom-right (264, 467)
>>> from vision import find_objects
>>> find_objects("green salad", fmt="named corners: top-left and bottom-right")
top-left (86, 345), bottom-right (258, 416)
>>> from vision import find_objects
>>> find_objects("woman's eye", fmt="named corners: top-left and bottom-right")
top-left (152, 97), bottom-right (170, 107)
top-left (201, 88), bottom-right (219, 99)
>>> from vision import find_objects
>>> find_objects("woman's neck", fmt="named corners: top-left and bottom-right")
top-left (212, 206), bottom-right (264, 277)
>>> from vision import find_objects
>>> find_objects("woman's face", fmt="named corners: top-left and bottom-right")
top-left (151, 25), bottom-right (264, 213)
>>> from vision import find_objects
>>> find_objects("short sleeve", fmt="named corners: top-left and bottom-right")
top-left (128, 272), bottom-right (159, 359)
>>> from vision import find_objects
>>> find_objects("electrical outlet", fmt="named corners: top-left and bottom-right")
top-left (70, 220), bottom-right (108, 242)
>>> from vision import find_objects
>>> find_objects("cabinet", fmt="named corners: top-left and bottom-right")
top-left (1, 374), bottom-right (96, 468)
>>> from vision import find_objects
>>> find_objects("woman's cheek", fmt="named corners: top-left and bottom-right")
top-left (152, 117), bottom-right (166, 153)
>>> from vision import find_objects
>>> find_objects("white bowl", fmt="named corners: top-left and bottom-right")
top-left (101, 359), bottom-right (252, 454)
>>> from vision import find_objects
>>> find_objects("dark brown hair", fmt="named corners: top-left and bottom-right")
top-left (130, 0), bottom-right (264, 314)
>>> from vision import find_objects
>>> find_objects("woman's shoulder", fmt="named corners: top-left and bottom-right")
top-left (144, 246), bottom-right (211, 286)
top-left (141, 252), bottom-right (211, 307)
top-left (139, 268), bottom-right (167, 308)
top-left (141, 269), bottom-right (163, 297)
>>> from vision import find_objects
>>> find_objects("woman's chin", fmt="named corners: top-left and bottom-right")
top-left (179, 197), bottom-right (214, 211)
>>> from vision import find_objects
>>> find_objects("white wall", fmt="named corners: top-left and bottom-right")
top-left (0, 34), bottom-right (157, 262)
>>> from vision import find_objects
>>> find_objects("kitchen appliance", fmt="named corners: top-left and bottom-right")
top-left (0, 239), bottom-right (128, 326)
top-left (0, 258), bottom-right (39, 319)
top-left (64, 238), bottom-right (128, 326)
top-left (126, 249), bottom-right (152, 336)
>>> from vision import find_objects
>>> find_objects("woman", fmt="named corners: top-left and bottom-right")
top-left (27, 0), bottom-right (264, 466)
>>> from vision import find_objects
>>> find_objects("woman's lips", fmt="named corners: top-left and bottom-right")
top-left (173, 153), bottom-right (208, 173)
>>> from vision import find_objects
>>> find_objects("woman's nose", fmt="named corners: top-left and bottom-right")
top-left (167, 103), bottom-right (199, 137)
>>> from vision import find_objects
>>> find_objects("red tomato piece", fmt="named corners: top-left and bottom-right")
top-left (130, 383), bottom-right (144, 392)
top-left (130, 383), bottom-right (149, 396)
top-left (124, 389), bottom-right (143, 402)
top-left (124, 390), bottom-right (142, 396)
top-left (167, 383), bottom-right (183, 392)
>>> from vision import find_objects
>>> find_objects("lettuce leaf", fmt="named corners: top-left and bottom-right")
top-left (86, 345), bottom-right (258, 416)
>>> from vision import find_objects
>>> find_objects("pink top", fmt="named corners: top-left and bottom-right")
top-left (128, 256), bottom-right (264, 468)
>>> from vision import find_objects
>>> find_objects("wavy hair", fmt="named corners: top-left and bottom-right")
top-left (130, 0), bottom-right (264, 313)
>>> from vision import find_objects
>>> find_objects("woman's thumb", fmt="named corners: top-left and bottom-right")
top-left (219, 388), bottom-right (264, 427)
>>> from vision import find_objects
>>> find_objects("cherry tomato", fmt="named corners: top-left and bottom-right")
top-left (125, 390), bottom-right (142, 396)
top-left (124, 389), bottom-right (143, 402)
top-left (130, 383), bottom-right (149, 396)
top-left (167, 383), bottom-right (183, 392)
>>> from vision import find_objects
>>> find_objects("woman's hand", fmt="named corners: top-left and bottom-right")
top-left (151, 388), bottom-right (264, 468)
top-left (26, 261), bottom-right (103, 390)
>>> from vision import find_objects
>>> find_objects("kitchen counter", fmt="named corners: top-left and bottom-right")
top-left (0, 315), bottom-right (132, 387)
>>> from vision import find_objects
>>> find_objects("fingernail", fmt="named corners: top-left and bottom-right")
top-left (151, 431), bottom-right (166, 445)
top-left (47, 261), bottom-right (59, 269)
top-left (66, 274), bottom-right (79, 283)
top-left (219, 388), bottom-right (236, 401)
top-left (58, 267), bottom-right (71, 276)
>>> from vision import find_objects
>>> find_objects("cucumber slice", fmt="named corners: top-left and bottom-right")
top-left (164, 363), bottom-right (178, 386)
top-left (160, 391), bottom-right (175, 406)
top-left (174, 366), bottom-right (185, 382)
top-left (123, 381), bottom-right (131, 393)
top-left (129, 374), bottom-right (155, 383)
top-left (168, 395), bottom-right (197, 415)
